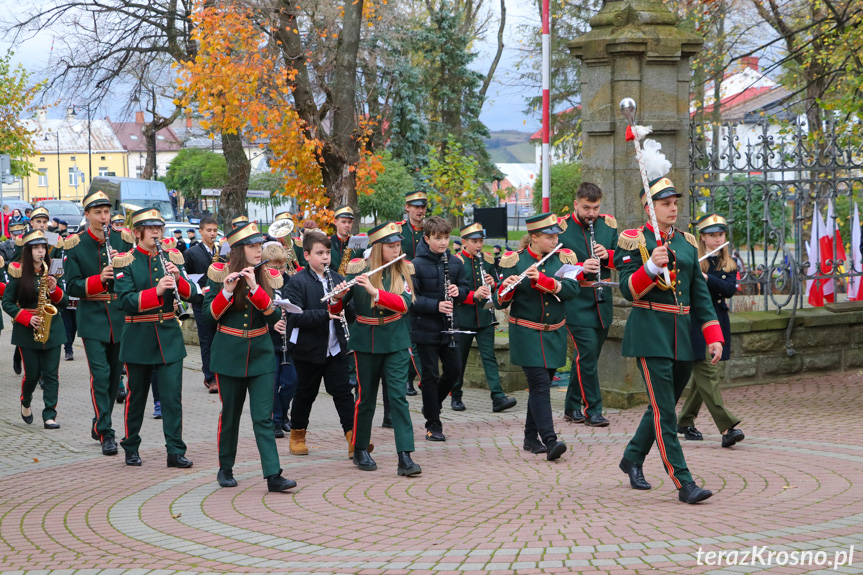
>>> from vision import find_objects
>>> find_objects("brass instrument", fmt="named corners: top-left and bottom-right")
top-left (212, 239), bottom-right (221, 263)
top-left (34, 262), bottom-right (58, 343)
top-left (338, 236), bottom-right (353, 276)
top-left (588, 220), bottom-right (605, 303)
top-left (268, 218), bottom-right (298, 273)
top-left (156, 243), bottom-right (193, 322)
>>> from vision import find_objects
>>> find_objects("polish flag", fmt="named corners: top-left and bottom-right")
top-left (849, 204), bottom-right (862, 300)
top-left (806, 208), bottom-right (830, 306)
top-left (820, 204), bottom-right (836, 303)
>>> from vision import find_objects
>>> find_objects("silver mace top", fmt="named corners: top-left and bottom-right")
top-left (619, 98), bottom-right (637, 123)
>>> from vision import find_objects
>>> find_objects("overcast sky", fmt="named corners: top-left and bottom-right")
top-left (2, 0), bottom-right (542, 133)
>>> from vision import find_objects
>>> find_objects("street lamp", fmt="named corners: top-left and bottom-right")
top-left (44, 131), bottom-right (61, 200)
top-left (70, 105), bottom-right (93, 184)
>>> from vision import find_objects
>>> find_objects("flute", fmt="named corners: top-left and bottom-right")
top-left (225, 259), bottom-right (270, 283)
top-left (498, 243), bottom-right (564, 297)
top-left (319, 253), bottom-right (406, 302)
top-left (698, 241), bottom-right (731, 262)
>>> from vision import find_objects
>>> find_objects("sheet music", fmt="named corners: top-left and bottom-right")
top-left (273, 297), bottom-right (303, 314)
top-left (554, 264), bottom-right (585, 281)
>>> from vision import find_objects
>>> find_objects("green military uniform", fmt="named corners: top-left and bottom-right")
top-left (451, 223), bottom-right (515, 411)
top-left (203, 222), bottom-right (287, 482)
top-left (614, 178), bottom-right (723, 498)
top-left (558, 212), bottom-right (619, 422)
top-left (64, 191), bottom-right (127, 446)
top-left (343, 221), bottom-right (420, 475)
top-left (2, 231), bottom-right (69, 425)
top-left (398, 191), bottom-right (427, 394)
top-left (329, 205), bottom-right (364, 273)
top-left (114, 208), bottom-right (199, 463)
top-left (495, 213), bottom-right (580, 453)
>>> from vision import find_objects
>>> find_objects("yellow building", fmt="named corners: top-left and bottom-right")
top-left (15, 108), bottom-right (129, 204)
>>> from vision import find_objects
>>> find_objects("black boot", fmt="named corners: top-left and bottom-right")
top-left (167, 453), bottom-right (193, 468)
top-left (563, 408), bottom-right (585, 423)
top-left (522, 436), bottom-right (547, 454)
top-left (266, 471), bottom-right (297, 492)
top-left (619, 457), bottom-right (651, 490)
top-left (381, 413), bottom-right (393, 428)
top-left (101, 438), bottom-right (118, 456)
top-left (492, 396), bottom-right (517, 413)
top-left (352, 449), bottom-right (377, 471)
top-left (721, 427), bottom-right (745, 448)
top-left (13, 349), bottom-right (21, 375)
top-left (678, 481), bottom-right (713, 504)
top-left (116, 388), bottom-right (127, 404)
top-left (406, 380), bottom-right (418, 396)
top-left (546, 440), bottom-right (567, 461)
top-left (125, 451), bottom-right (142, 466)
top-left (678, 425), bottom-right (703, 440)
top-left (217, 468), bottom-right (237, 488)
top-left (450, 397), bottom-right (466, 411)
top-left (397, 452), bottom-right (421, 476)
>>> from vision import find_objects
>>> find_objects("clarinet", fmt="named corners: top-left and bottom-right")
top-left (325, 268), bottom-right (350, 343)
top-left (442, 251), bottom-right (457, 348)
top-left (588, 220), bottom-right (605, 303)
top-left (102, 225), bottom-right (114, 266)
top-left (280, 308), bottom-right (289, 365)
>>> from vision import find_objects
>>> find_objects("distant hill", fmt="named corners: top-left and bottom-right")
top-left (484, 130), bottom-right (535, 164)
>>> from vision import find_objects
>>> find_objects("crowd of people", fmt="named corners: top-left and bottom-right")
top-left (2, 175), bottom-right (745, 503)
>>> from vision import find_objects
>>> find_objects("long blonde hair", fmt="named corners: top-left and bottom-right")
top-left (368, 242), bottom-right (415, 301)
top-left (698, 234), bottom-right (737, 274)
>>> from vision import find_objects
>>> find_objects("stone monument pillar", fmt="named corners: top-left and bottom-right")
top-left (569, 0), bottom-right (702, 407)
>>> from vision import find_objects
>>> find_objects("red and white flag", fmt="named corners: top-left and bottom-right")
top-left (849, 203), bottom-right (862, 300)
top-left (806, 207), bottom-right (832, 306)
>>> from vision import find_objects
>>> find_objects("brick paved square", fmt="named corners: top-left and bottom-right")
top-left (2, 328), bottom-right (863, 574)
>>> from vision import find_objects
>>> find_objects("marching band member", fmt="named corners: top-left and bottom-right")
top-left (333, 221), bottom-right (421, 476)
top-left (184, 216), bottom-right (222, 393)
top-left (614, 178), bottom-right (722, 504)
top-left (65, 191), bottom-right (126, 456)
top-left (451, 222), bottom-right (517, 413)
top-left (495, 213), bottom-right (580, 461)
top-left (113, 208), bottom-right (197, 468)
top-left (677, 214), bottom-right (744, 447)
top-left (2, 230), bottom-right (68, 429)
top-left (283, 231), bottom-right (357, 457)
top-left (558, 183), bottom-right (618, 427)
top-left (203, 222), bottom-right (297, 492)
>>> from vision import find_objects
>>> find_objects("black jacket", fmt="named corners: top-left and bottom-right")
top-left (409, 237), bottom-right (469, 345)
top-left (690, 256), bottom-right (736, 361)
top-left (283, 266), bottom-right (356, 364)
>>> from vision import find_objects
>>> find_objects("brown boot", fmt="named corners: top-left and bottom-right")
top-left (290, 428), bottom-right (309, 455)
top-left (346, 430), bottom-right (372, 459)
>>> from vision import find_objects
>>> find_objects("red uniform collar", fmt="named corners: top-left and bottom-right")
top-left (87, 227), bottom-right (106, 244)
top-left (136, 245), bottom-right (157, 257)
top-left (644, 222), bottom-right (675, 240)
top-left (526, 245), bottom-right (541, 260)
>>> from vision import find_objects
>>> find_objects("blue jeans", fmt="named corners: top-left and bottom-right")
top-left (272, 351), bottom-right (298, 428)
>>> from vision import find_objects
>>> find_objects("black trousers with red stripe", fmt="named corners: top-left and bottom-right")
top-left (623, 357), bottom-right (694, 488)
top-left (565, 324), bottom-right (608, 418)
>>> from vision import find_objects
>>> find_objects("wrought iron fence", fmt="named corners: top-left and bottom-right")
top-left (689, 120), bottom-right (863, 352)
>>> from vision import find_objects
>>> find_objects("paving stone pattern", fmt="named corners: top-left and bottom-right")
top-left (1, 328), bottom-right (862, 574)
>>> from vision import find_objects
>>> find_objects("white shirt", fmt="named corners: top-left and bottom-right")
top-left (315, 271), bottom-right (341, 357)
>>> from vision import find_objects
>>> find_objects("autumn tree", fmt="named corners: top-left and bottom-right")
top-left (4, 1), bottom-right (208, 184)
top-left (0, 52), bottom-right (42, 177)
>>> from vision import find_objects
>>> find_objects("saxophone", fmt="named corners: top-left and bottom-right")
top-left (34, 262), bottom-right (58, 343)
top-left (338, 236), bottom-right (352, 276)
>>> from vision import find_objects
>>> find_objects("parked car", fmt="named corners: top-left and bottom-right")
top-left (34, 200), bottom-right (84, 233)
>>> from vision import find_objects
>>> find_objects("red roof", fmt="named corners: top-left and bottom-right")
top-left (529, 107), bottom-right (581, 141)
top-left (111, 121), bottom-right (182, 152)
top-left (692, 87), bottom-right (774, 118)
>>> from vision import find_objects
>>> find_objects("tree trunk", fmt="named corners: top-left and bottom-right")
top-left (141, 122), bottom-right (157, 180)
top-left (220, 130), bottom-right (250, 227)
top-left (323, 0), bottom-right (363, 227)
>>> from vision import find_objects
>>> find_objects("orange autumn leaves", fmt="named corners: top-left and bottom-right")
top-left (176, 2), bottom-right (382, 227)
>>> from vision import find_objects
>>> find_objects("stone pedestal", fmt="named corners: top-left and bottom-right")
top-left (569, 0), bottom-right (702, 407)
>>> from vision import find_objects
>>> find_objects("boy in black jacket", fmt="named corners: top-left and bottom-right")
top-left (283, 231), bottom-right (358, 457)
top-left (411, 216), bottom-right (469, 441)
